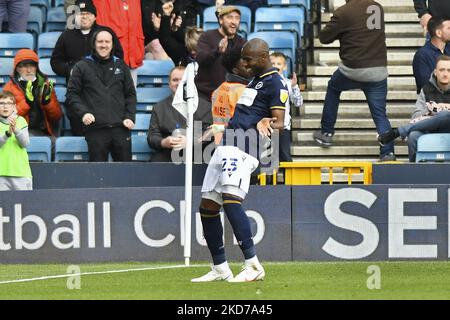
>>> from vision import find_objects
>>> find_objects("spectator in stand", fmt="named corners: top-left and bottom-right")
top-left (151, 0), bottom-right (201, 65)
top-left (378, 55), bottom-right (450, 162)
top-left (141, 0), bottom-right (171, 60)
top-left (0, 0), bottom-right (30, 33)
top-left (66, 29), bottom-right (136, 162)
top-left (51, 0), bottom-right (124, 136)
top-left (413, 16), bottom-right (450, 94)
top-left (414, 0), bottom-right (450, 33)
top-left (148, 66), bottom-right (213, 162)
top-left (313, 0), bottom-right (396, 162)
top-left (195, 5), bottom-right (246, 101)
top-left (208, 46), bottom-right (251, 144)
top-left (0, 91), bottom-right (32, 191)
top-left (270, 52), bottom-right (303, 162)
top-left (184, 26), bottom-right (204, 64)
top-left (92, 0), bottom-right (145, 86)
top-left (3, 49), bottom-right (62, 139)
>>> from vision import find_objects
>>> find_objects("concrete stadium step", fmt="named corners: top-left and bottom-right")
top-left (295, 130), bottom-right (380, 143)
top-left (332, 0), bottom-right (415, 12)
top-left (307, 65), bottom-right (413, 76)
top-left (314, 37), bottom-right (425, 48)
top-left (315, 50), bottom-right (414, 65)
top-left (300, 102), bottom-right (415, 117)
top-left (293, 130), bottom-right (411, 146)
top-left (292, 117), bottom-right (410, 129)
top-left (301, 90), bottom-right (418, 101)
top-left (291, 145), bottom-right (409, 156)
top-left (319, 23), bottom-right (423, 37)
top-left (308, 76), bottom-right (416, 91)
top-left (321, 12), bottom-right (419, 23)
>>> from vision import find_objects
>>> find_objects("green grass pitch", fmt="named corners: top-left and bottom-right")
top-left (0, 261), bottom-right (449, 300)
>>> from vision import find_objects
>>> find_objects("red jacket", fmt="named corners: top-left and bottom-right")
top-left (3, 49), bottom-right (62, 137)
top-left (93, 0), bottom-right (144, 69)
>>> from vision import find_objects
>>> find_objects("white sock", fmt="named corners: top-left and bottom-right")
top-left (245, 256), bottom-right (260, 266)
top-left (215, 261), bottom-right (231, 272)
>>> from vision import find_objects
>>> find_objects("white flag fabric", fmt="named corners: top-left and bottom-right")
top-left (171, 62), bottom-right (199, 120)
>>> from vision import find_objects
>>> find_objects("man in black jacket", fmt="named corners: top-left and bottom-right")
top-left (51, 0), bottom-right (123, 136)
top-left (148, 66), bottom-right (213, 162)
top-left (66, 29), bottom-right (137, 162)
top-left (414, 0), bottom-right (450, 32)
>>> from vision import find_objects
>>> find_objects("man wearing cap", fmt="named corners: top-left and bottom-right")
top-left (195, 5), bottom-right (246, 101)
top-left (3, 49), bottom-right (63, 138)
top-left (50, 0), bottom-right (123, 136)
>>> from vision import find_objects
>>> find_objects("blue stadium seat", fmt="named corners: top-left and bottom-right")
top-left (137, 59), bottom-right (175, 87)
top-left (54, 0), bottom-right (65, 6)
top-left (254, 7), bottom-right (305, 44)
top-left (55, 136), bottom-right (89, 161)
top-left (247, 31), bottom-right (296, 73)
top-left (28, 6), bottom-right (45, 36)
top-left (27, 136), bottom-right (52, 162)
top-left (54, 87), bottom-right (71, 136)
top-left (54, 86), bottom-right (66, 104)
top-left (267, 0), bottom-right (310, 11)
top-left (39, 58), bottom-right (66, 86)
top-left (132, 113), bottom-right (151, 137)
top-left (31, 0), bottom-right (50, 21)
top-left (202, 6), bottom-right (251, 38)
top-left (38, 32), bottom-right (62, 58)
top-left (416, 133), bottom-right (450, 162)
top-left (132, 135), bottom-right (153, 161)
top-left (0, 58), bottom-right (13, 85)
top-left (0, 33), bottom-right (34, 57)
top-left (136, 87), bottom-right (172, 113)
top-left (46, 6), bottom-right (66, 32)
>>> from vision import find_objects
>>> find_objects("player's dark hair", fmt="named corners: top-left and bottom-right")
top-left (221, 46), bottom-right (243, 74)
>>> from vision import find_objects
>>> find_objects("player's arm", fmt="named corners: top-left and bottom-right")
top-left (257, 109), bottom-right (285, 137)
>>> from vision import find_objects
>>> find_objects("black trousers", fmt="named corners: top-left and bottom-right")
top-left (85, 126), bottom-right (132, 162)
top-left (279, 129), bottom-right (292, 162)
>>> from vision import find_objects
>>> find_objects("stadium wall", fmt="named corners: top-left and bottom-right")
top-left (0, 185), bottom-right (448, 263)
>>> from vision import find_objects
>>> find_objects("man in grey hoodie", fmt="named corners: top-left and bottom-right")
top-left (378, 55), bottom-right (450, 162)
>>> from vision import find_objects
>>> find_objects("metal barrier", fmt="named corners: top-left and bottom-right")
top-left (259, 161), bottom-right (373, 185)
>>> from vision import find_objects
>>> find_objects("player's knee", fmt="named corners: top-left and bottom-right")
top-left (200, 198), bottom-right (221, 212)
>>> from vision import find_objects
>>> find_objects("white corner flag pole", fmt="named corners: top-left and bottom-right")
top-left (184, 62), bottom-right (196, 266)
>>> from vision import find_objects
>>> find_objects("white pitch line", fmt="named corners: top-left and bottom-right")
top-left (0, 264), bottom-right (205, 285)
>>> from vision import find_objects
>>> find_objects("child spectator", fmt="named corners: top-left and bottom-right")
top-left (270, 52), bottom-right (303, 162)
top-left (184, 26), bottom-right (203, 64)
top-left (0, 91), bottom-right (32, 191)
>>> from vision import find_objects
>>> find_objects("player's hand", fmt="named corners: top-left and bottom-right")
top-left (218, 37), bottom-right (228, 54)
top-left (123, 119), bottom-right (135, 130)
top-left (257, 117), bottom-right (276, 137)
top-left (82, 113), bottom-right (95, 125)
